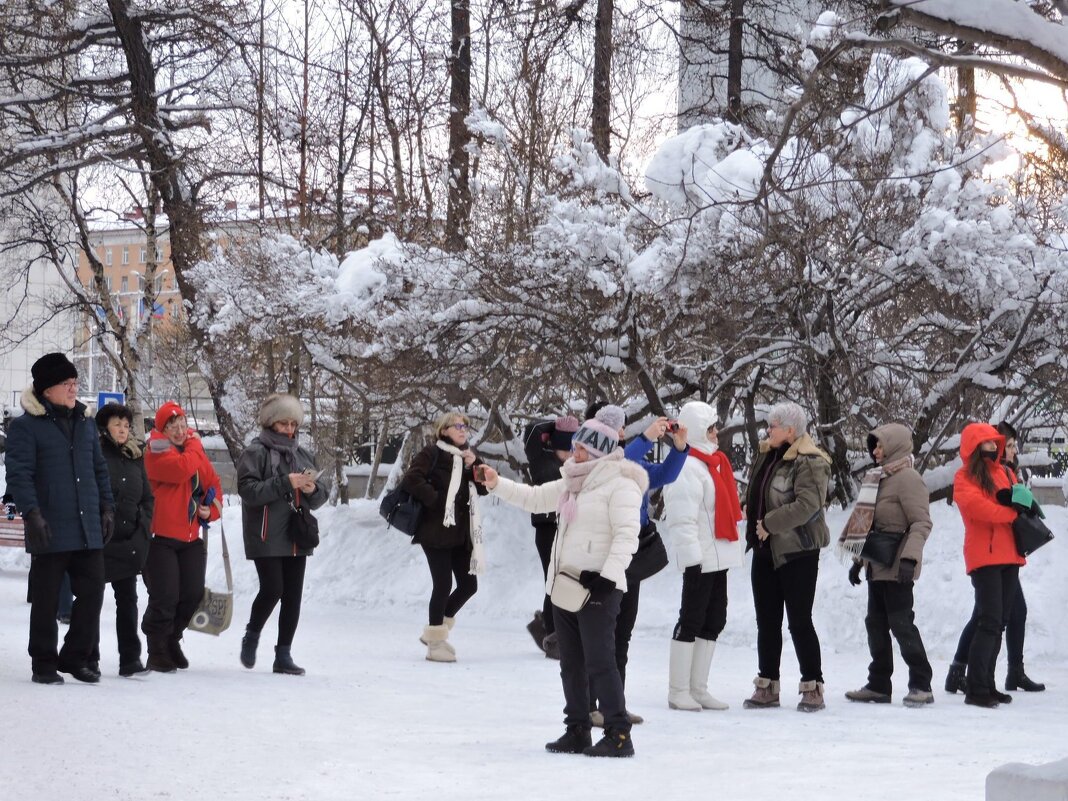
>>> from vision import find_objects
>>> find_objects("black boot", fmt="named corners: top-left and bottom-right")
top-left (119, 659), bottom-right (149, 677)
top-left (545, 725), bottom-right (592, 754)
top-left (944, 661), bottom-right (966, 694)
top-left (584, 728), bottom-right (635, 758)
top-left (241, 629), bottom-right (260, 669)
top-left (273, 646), bottom-right (305, 676)
top-left (1006, 664), bottom-right (1045, 692)
top-left (964, 692), bottom-right (1000, 709)
top-left (526, 611), bottom-right (547, 653)
top-left (169, 638), bottom-right (189, 670)
top-left (32, 670), bottom-right (64, 685)
top-left (146, 638), bottom-right (177, 673)
top-left (992, 688), bottom-right (1013, 704)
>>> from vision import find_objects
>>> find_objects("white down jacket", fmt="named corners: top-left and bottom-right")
top-left (662, 402), bottom-right (743, 573)
top-left (492, 451), bottom-right (648, 594)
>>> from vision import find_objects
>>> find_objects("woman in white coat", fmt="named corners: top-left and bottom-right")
top-left (480, 406), bottom-right (646, 758)
top-left (662, 401), bottom-right (744, 711)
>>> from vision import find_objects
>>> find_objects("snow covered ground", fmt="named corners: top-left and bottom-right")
top-left (1, 487), bottom-right (1065, 800)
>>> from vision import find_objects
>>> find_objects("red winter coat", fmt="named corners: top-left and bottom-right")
top-left (145, 429), bottom-right (223, 542)
top-left (952, 423), bottom-right (1024, 574)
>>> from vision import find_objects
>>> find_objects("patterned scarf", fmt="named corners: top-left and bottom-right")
top-left (557, 449), bottom-right (624, 523)
top-left (836, 453), bottom-right (914, 561)
top-left (435, 440), bottom-right (486, 575)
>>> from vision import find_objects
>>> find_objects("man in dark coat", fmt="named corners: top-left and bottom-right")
top-left (5, 353), bottom-right (114, 684)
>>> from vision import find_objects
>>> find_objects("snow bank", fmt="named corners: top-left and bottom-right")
top-left (987, 757), bottom-right (1068, 801)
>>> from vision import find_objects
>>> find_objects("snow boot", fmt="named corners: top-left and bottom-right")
top-left (668, 640), bottom-right (702, 711)
top-left (964, 692), bottom-right (1000, 708)
top-left (526, 611), bottom-right (547, 653)
top-left (743, 676), bottom-right (780, 709)
top-left (1006, 664), bottom-right (1045, 692)
top-left (542, 632), bottom-right (561, 660)
top-left (797, 680), bottom-right (825, 712)
top-left (944, 661), bottom-right (966, 694)
top-left (545, 725), bottom-right (592, 754)
top-left (32, 670), bottom-right (64, 685)
top-left (992, 688), bottom-right (1013, 704)
top-left (422, 624), bottom-right (456, 662)
top-left (902, 689), bottom-right (934, 707)
top-left (146, 638), bottom-right (177, 673)
top-left (690, 638), bottom-right (729, 710)
top-left (169, 637), bottom-right (189, 670)
top-left (584, 729), bottom-right (635, 758)
top-left (241, 629), bottom-right (259, 669)
top-left (119, 659), bottom-right (149, 677)
top-left (845, 686), bottom-right (891, 704)
top-left (273, 646), bottom-right (306, 676)
top-left (420, 624), bottom-right (456, 656)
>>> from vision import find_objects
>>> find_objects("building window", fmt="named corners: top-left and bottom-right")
top-left (104, 249), bottom-right (113, 265)
top-left (140, 247), bottom-right (147, 263)
top-left (121, 247), bottom-right (129, 265)
top-left (120, 276), bottom-right (128, 293)
top-left (137, 274), bottom-right (145, 291)
top-left (155, 247), bottom-right (164, 262)
top-left (105, 276), bottom-right (112, 291)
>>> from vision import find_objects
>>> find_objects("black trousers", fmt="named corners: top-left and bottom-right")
top-left (141, 537), bottom-right (206, 641)
top-left (966, 564), bottom-right (1020, 696)
top-left (673, 569), bottom-right (728, 642)
top-left (248, 556), bottom-right (307, 647)
top-left (534, 522), bottom-right (556, 634)
top-left (590, 581), bottom-right (642, 710)
top-left (751, 551), bottom-right (822, 683)
top-left (28, 549), bottom-right (105, 674)
top-left (954, 583), bottom-right (1029, 667)
top-left (421, 544), bottom-right (477, 626)
top-left (864, 580), bottom-right (933, 693)
top-left (90, 575), bottom-right (142, 665)
top-left (555, 590), bottom-right (629, 731)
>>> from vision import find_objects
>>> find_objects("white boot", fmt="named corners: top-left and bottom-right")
top-left (668, 640), bottom-right (702, 711)
top-left (690, 638), bottom-right (729, 710)
top-left (421, 624), bottom-right (456, 663)
top-left (420, 621), bottom-right (455, 655)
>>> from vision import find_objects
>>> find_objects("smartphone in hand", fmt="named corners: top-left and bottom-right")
top-left (473, 465), bottom-right (487, 482)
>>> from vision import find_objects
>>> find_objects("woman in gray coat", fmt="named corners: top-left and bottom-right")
top-left (237, 394), bottom-right (327, 675)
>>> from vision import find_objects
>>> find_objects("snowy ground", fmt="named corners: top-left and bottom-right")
top-left (1, 488), bottom-right (1066, 800)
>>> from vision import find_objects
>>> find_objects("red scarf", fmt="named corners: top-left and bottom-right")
top-left (687, 449), bottom-right (742, 542)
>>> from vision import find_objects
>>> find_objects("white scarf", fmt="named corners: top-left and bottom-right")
top-left (435, 440), bottom-right (486, 575)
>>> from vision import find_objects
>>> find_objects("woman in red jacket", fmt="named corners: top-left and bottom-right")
top-left (142, 401), bottom-right (223, 672)
top-left (952, 422), bottom-right (1025, 708)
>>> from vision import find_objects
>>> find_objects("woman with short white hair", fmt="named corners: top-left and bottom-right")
top-left (742, 401), bottom-right (832, 712)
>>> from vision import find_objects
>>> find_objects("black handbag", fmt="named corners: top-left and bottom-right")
top-left (288, 490), bottom-right (320, 550)
top-left (860, 528), bottom-right (904, 568)
top-left (1013, 513), bottom-right (1054, 557)
top-left (379, 487), bottom-right (424, 537)
top-left (625, 521), bottom-right (669, 583)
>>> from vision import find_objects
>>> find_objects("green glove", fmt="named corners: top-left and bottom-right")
top-left (1010, 483), bottom-right (1035, 510)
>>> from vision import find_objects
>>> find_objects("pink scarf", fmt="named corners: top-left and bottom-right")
top-left (557, 450), bottom-right (624, 523)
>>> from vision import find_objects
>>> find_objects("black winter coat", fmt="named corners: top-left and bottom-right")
top-left (400, 441), bottom-right (488, 549)
top-left (100, 435), bottom-right (154, 582)
top-left (237, 439), bottom-right (328, 559)
top-left (524, 420), bottom-right (564, 527)
top-left (5, 387), bottom-right (114, 554)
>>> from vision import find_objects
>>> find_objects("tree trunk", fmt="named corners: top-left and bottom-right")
top-left (592, 0), bottom-right (613, 162)
top-left (726, 0), bottom-right (744, 124)
top-left (445, 0), bottom-right (472, 251)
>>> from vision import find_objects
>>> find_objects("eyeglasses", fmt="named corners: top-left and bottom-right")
top-left (450, 423), bottom-right (468, 431)
top-left (60, 379), bottom-right (78, 389)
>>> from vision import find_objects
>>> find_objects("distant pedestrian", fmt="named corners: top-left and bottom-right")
top-left (237, 394), bottom-right (327, 676)
top-left (142, 401), bottom-right (222, 672)
top-left (5, 353), bottom-right (114, 684)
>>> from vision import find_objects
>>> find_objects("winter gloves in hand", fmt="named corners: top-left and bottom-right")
top-left (578, 570), bottom-right (616, 601)
top-left (683, 564), bottom-right (702, 578)
top-left (995, 488), bottom-right (1014, 506)
top-left (848, 561), bottom-right (863, 586)
top-left (100, 508), bottom-right (115, 545)
top-left (897, 558), bottom-right (917, 584)
top-left (23, 508), bottom-right (51, 552)
top-left (996, 485), bottom-right (1041, 516)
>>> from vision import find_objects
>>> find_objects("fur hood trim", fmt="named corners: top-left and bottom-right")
top-left (20, 385), bottom-right (91, 419)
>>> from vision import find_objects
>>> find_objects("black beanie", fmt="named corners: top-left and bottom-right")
top-left (31, 352), bottom-right (78, 395)
top-left (96, 403), bottom-right (133, 430)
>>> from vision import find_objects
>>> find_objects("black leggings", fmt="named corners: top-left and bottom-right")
top-left (954, 583), bottom-right (1029, 667)
top-left (422, 544), bottom-right (478, 626)
top-left (248, 557), bottom-right (307, 647)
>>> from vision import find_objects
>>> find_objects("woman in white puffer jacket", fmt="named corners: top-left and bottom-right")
top-left (662, 401), bottom-right (744, 712)
top-left (480, 405), bottom-right (647, 758)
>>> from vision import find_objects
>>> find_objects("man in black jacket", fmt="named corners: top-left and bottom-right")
top-left (523, 415), bottom-right (579, 658)
top-left (6, 353), bottom-right (114, 684)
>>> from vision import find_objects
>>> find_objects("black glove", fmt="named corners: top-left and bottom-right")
top-left (100, 508), bottom-right (115, 545)
top-left (848, 561), bottom-right (863, 587)
top-left (578, 570), bottom-right (616, 600)
top-left (23, 508), bottom-right (51, 552)
top-left (684, 564), bottom-right (702, 577)
top-left (897, 558), bottom-right (917, 583)
top-left (995, 489), bottom-right (1013, 506)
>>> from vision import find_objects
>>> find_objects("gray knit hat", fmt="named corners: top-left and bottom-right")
top-left (258, 394), bottom-right (304, 428)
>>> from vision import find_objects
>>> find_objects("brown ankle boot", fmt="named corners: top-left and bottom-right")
top-left (798, 680), bottom-right (825, 712)
top-left (743, 676), bottom-right (781, 709)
